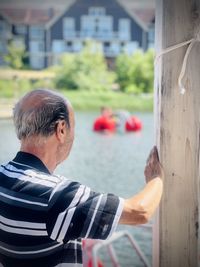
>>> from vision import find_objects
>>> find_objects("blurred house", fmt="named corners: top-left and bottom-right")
top-left (0, 0), bottom-right (154, 69)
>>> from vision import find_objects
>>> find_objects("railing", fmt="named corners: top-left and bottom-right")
top-left (63, 31), bottom-right (130, 41)
top-left (89, 228), bottom-right (152, 267)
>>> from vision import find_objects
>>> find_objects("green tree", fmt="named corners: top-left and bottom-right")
top-left (55, 41), bottom-right (115, 91)
top-left (4, 40), bottom-right (26, 69)
top-left (115, 53), bottom-right (132, 91)
top-left (55, 53), bottom-right (78, 90)
top-left (116, 49), bottom-right (154, 94)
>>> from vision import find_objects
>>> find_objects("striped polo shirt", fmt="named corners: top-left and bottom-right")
top-left (0, 152), bottom-right (124, 267)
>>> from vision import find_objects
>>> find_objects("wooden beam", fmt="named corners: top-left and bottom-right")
top-left (154, 0), bottom-right (200, 266)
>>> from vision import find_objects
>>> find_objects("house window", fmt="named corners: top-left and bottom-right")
top-left (110, 42), bottom-right (120, 55)
top-left (73, 41), bottom-right (82, 52)
top-left (0, 41), bottom-right (6, 53)
top-left (66, 41), bottom-right (73, 52)
top-left (148, 25), bottom-right (155, 48)
top-left (29, 40), bottom-right (45, 69)
top-left (124, 41), bottom-right (139, 54)
top-left (67, 41), bottom-right (72, 47)
top-left (81, 15), bottom-right (112, 39)
top-left (15, 25), bottom-right (27, 35)
top-left (29, 26), bottom-right (44, 39)
top-left (104, 42), bottom-right (110, 47)
top-left (30, 41), bottom-right (44, 52)
top-left (12, 38), bottom-right (25, 48)
top-left (119, 18), bottom-right (131, 41)
top-left (52, 40), bottom-right (65, 53)
top-left (103, 42), bottom-right (110, 54)
top-left (63, 18), bottom-right (75, 39)
top-left (97, 16), bottom-right (113, 38)
top-left (148, 27), bottom-right (155, 43)
top-left (81, 16), bottom-right (96, 37)
top-left (89, 7), bottom-right (105, 16)
top-left (0, 20), bottom-right (6, 35)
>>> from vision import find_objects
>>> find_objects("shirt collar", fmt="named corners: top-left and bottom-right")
top-left (13, 151), bottom-right (51, 174)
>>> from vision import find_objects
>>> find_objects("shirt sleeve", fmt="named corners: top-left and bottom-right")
top-left (46, 178), bottom-right (124, 243)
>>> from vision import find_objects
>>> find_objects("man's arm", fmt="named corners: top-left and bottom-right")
top-left (119, 146), bottom-right (164, 225)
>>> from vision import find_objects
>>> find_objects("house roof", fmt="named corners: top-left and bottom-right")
top-left (45, 0), bottom-right (76, 29)
top-left (0, 7), bottom-right (61, 25)
top-left (133, 8), bottom-right (155, 26)
top-left (0, 0), bottom-right (155, 9)
top-left (0, 0), bottom-right (155, 29)
top-left (116, 0), bottom-right (150, 31)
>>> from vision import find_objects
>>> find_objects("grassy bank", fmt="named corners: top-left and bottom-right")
top-left (0, 69), bottom-right (153, 113)
top-left (61, 90), bottom-right (153, 112)
top-left (0, 90), bottom-right (153, 117)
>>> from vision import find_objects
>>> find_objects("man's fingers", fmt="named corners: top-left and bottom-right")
top-left (145, 146), bottom-right (164, 182)
top-left (146, 147), bottom-right (154, 163)
top-left (150, 146), bottom-right (159, 162)
top-left (153, 146), bottom-right (159, 161)
top-left (146, 146), bottom-right (160, 164)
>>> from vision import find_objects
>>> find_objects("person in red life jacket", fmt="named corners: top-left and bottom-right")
top-left (125, 116), bottom-right (142, 132)
top-left (114, 110), bottom-right (142, 133)
top-left (93, 107), bottom-right (116, 133)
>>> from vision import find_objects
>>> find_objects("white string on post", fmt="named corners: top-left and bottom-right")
top-left (155, 29), bottom-right (200, 95)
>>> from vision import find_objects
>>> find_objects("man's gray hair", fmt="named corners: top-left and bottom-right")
top-left (13, 89), bottom-right (70, 140)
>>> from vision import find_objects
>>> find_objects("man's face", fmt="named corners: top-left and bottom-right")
top-left (102, 108), bottom-right (113, 118)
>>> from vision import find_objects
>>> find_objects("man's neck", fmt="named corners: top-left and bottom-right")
top-left (20, 136), bottom-right (58, 174)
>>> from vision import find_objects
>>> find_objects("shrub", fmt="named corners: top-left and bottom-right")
top-left (115, 49), bottom-right (154, 94)
top-left (4, 40), bottom-right (27, 70)
top-left (54, 41), bottom-right (115, 91)
top-left (0, 79), bottom-right (14, 98)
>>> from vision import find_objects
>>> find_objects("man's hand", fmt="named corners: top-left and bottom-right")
top-left (119, 146), bottom-right (164, 225)
top-left (144, 146), bottom-right (164, 183)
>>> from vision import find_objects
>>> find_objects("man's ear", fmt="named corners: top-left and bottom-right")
top-left (55, 120), bottom-right (67, 143)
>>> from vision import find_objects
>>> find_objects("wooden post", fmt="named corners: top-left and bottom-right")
top-left (154, 0), bottom-right (200, 267)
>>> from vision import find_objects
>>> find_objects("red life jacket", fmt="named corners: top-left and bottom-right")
top-left (93, 116), bottom-right (116, 132)
top-left (125, 116), bottom-right (142, 132)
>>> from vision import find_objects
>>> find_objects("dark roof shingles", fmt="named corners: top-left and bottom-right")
top-left (0, 8), bottom-right (60, 25)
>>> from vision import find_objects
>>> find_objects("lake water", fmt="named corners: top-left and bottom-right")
top-left (0, 111), bottom-right (154, 267)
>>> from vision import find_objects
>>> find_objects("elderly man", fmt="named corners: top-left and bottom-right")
top-left (0, 89), bottom-right (163, 267)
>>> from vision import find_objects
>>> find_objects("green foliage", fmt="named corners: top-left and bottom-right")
top-left (55, 41), bottom-right (115, 91)
top-left (54, 54), bottom-right (77, 89)
top-left (4, 41), bottom-right (27, 70)
top-left (0, 79), bottom-right (14, 98)
top-left (32, 78), bottom-right (54, 90)
top-left (125, 84), bottom-right (141, 94)
top-left (115, 49), bottom-right (154, 94)
top-left (0, 45), bottom-right (155, 113)
top-left (61, 90), bottom-right (153, 111)
top-left (0, 78), bottom-right (31, 98)
top-left (0, 77), bottom-right (153, 111)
